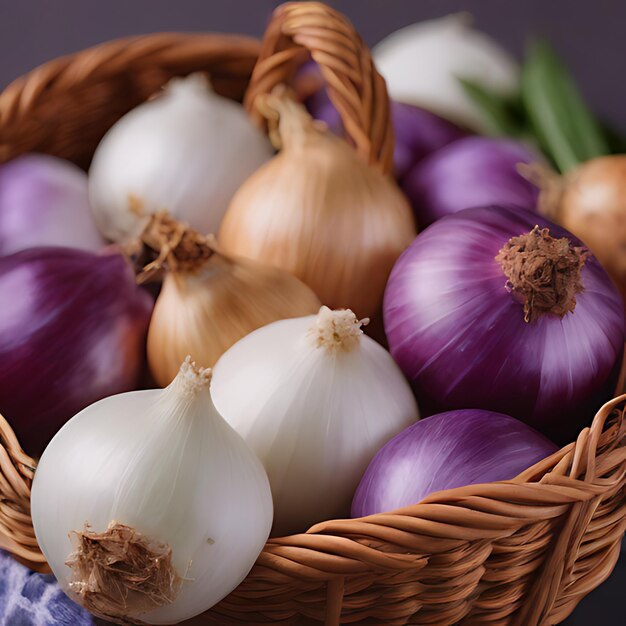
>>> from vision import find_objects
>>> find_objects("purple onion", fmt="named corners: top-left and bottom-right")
top-left (402, 137), bottom-right (540, 229)
top-left (390, 102), bottom-right (467, 179)
top-left (305, 87), bottom-right (465, 179)
top-left (0, 247), bottom-right (152, 454)
top-left (384, 205), bottom-right (624, 443)
top-left (0, 154), bottom-right (105, 256)
top-left (351, 409), bottom-right (558, 517)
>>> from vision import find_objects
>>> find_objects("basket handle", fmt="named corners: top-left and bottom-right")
top-left (244, 1), bottom-right (394, 175)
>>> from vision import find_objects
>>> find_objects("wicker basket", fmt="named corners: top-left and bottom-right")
top-left (1, 2), bottom-right (626, 625)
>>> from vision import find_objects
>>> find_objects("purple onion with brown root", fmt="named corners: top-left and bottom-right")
top-left (384, 205), bottom-right (625, 443)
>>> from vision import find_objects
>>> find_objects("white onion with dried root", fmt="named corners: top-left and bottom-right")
top-left (31, 358), bottom-right (273, 625)
top-left (89, 73), bottom-right (273, 243)
top-left (212, 306), bottom-right (419, 537)
top-left (521, 155), bottom-right (626, 302)
top-left (219, 87), bottom-right (416, 319)
top-left (140, 213), bottom-right (321, 387)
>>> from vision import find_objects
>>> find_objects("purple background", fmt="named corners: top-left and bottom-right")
top-left (0, 1), bottom-right (624, 624)
top-left (1, 0), bottom-right (625, 132)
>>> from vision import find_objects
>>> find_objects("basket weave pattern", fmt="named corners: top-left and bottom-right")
top-left (244, 2), bottom-right (394, 174)
top-left (0, 2), bottom-right (625, 625)
top-left (208, 395), bottom-right (626, 625)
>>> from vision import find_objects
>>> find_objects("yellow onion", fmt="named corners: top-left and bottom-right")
top-left (141, 214), bottom-right (320, 386)
top-left (219, 88), bottom-right (416, 318)
top-left (530, 155), bottom-right (626, 301)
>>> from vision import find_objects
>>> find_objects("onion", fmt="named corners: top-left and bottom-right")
top-left (373, 14), bottom-right (519, 132)
top-left (390, 102), bottom-right (467, 180)
top-left (351, 409), bottom-right (558, 517)
top-left (384, 205), bottom-right (624, 442)
top-left (31, 358), bottom-right (272, 624)
top-left (306, 87), bottom-right (466, 180)
top-left (89, 74), bottom-right (273, 243)
top-left (211, 306), bottom-right (418, 536)
top-left (219, 91), bottom-right (415, 319)
top-left (0, 248), bottom-right (152, 454)
top-left (0, 154), bottom-right (105, 255)
top-left (402, 137), bottom-right (540, 229)
top-left (542, 155), bottom-right (626, 302)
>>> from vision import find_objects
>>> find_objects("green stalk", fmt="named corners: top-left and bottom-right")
top-left (521, 40), bottom-right (609, 173)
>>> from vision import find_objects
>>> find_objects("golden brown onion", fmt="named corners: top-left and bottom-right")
top-left (554, 156), bottom-right (626, 299)
top-left (141, 214), bottom-right (320, 386)
top-left (219, 88), bottom-right (416, 318)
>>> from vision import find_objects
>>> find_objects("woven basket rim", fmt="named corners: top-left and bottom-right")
top-left (0, 30), bottom-right (262, 89)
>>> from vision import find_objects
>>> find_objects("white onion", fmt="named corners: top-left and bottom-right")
top-left (88, 74), bottom-right (273, 243)
top-left (31, 358), bottom-right (272, 624)
top-left (373, 14), bottom-right (519, 132)
top-left (212, 307), bottom-right (419, 536)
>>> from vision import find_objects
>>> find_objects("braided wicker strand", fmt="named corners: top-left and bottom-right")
top-left (0, 415), bottom-right (47, 572)
top-left (0, 33), bottom-right (260, 168)
top-left (244, 1), bottom-right (394, 174)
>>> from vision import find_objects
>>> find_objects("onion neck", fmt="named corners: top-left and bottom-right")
top-left (138, 212), bottom-right (215, 281)
top-left (157, 357), bottom-right (213, 426)
top-left (311, 306), bottom-right (369, 353)
top-left (165, 72), bottom-right (214, 101)
top-left (168, 356), bottom-right (211, 397)
top-left (496, 226), bottom-right (588, 323)
top-left (256, 85), bottom-right (326, 151)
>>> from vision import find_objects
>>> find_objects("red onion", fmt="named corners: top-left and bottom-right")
top-left (384, 205), bottom-right (624, 443)
top-left (0, 248), bottom-right (152, 454)
top-left (0, 154), bottom-right (105, 256)
top-left (391, 102), bottom-right (468, 180)
top-left (305, 88), bottom-right (465, 180)
top-left (402, 137), bottom-right (540, 229)
top-left (351, 409), bottom-right (558, 517)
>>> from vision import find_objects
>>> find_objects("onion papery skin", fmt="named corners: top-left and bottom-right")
top-left (0, 248), bottom-right (153, 454)
top-left (384, 205), bottom-right (625, 443)
top-left (146, 252), bottom-right (322, 387)
top-left (556, 155), bottom-right (626, 303)
top-left (219, 97), bottom-right (416, 320)
top-left (402, 137), bottom-right (540, 229)
top-left (0, 154), bottom-right (105, 256)
top-left (352, 409), bottom-right (558, 517)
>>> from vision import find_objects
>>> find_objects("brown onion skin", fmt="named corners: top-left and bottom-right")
top-left (147, 251), bottom-right (321, 387)
top-left (557, 155), bottom-right (626, 302)
top-left (219, 133), bottom-right (416, 320)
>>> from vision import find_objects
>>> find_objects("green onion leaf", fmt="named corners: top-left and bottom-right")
top-left (521, 40), bottom-right (608, 173)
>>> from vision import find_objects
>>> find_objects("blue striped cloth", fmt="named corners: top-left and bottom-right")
top-left (0, 551), bottom-right (94, 626)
